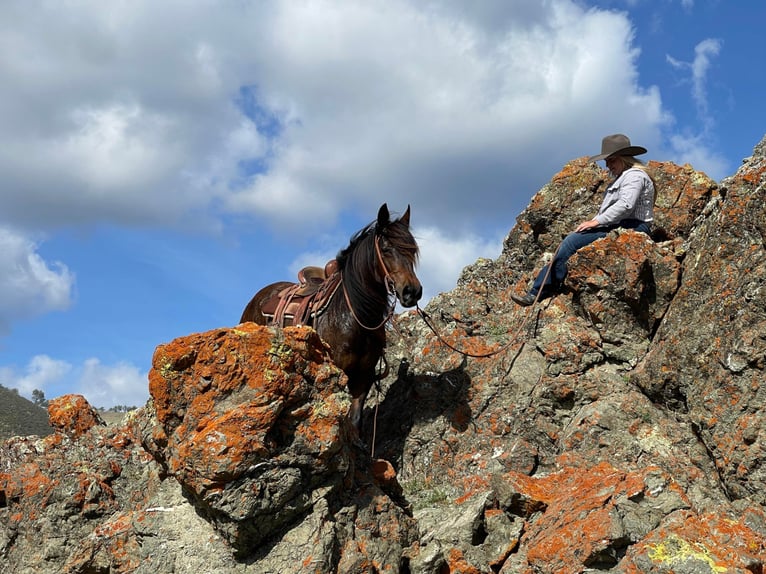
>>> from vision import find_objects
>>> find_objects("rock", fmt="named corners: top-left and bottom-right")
top-left (143, 324), bottom-right (354, 553)
top-left (47, 394), bottom-right (106, 438)
top-left (4, 135), bottom-right (766, 572)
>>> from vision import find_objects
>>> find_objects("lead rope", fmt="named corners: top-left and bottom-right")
top-left (369, 333), bottom-right (390, 458)
top-left (416, 242), bottom-right (561, 360)
top-left (371, 381), bottom-right (381, 459)
top-left (370, 244), bottom-right (560, 457)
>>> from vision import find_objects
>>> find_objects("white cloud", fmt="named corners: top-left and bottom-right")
top-left (668, 132), bottom-right (729, 180)
top-left (667, 38), bottom-right (722, 128)
top-left (0, 354), bottom-right (148, 409)
top-left (0, 355), bottom-right (71, 397)
top-left (56, 103), bottom-right (175, 191)
top-left (664, 37), bottom-right (725, 178)
top-left (0, 0), bottom-right (673, 236)
top-left (76, 358), bottom-right (149, 409)
top-left (690, 39), bottom-right (722, 120)
top-left (0, 227), bottom-right (75, 335)
top-left (224, 0), bottom-right (668, 232)
top-left (414, 226), bottom-right (504, 303)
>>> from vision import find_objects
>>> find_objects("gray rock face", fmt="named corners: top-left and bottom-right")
top-left (3, 136), bottom-right (766, 573)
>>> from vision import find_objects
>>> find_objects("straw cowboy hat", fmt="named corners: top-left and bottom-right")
top-left (588, 134), bottom-right (647, 162)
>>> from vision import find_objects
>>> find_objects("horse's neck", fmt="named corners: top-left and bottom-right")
top-left (339, 265), bottom-right (389, 325)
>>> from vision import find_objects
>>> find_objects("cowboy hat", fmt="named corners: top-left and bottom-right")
top-left (588, 134), bottom-right (647, 162)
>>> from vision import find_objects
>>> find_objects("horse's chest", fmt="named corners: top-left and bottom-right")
top-left (316, 321), bottom-right (385, 371)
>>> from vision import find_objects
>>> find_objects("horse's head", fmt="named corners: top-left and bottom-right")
top-left (375, 204), bottom-right (422, 308)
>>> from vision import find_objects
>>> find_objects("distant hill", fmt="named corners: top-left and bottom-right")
top-left (0, 385), bottom-right (53, 441)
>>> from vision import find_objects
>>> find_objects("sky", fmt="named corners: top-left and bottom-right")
top-left (1, 0), bottom-right (764, 409)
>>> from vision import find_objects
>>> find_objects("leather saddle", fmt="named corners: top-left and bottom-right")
top-left (260, 259), bottom-right (341, 327)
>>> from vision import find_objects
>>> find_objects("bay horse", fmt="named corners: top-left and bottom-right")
top-left (240, 204), bottom-right (422, 431)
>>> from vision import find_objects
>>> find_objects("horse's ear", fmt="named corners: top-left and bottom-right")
top-left (400, 205), bottom-right (411, 226)
top-left (377, 203), bottom-right (390, 229)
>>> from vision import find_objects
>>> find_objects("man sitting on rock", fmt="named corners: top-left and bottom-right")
top-left (512, 134), bottom-right (656, 306)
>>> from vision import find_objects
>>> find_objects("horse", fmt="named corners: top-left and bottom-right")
top-left (239, 203), bottom-right (422, 431)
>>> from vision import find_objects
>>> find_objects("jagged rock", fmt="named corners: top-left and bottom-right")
top-left (47, 394), bottom-right (106, 439)
top-left (4, 136), bottom-right (766, 573)
top-left (1, 325), bottom-right (417, 572)
top-left (143, 324), bottom-right (355, 553)
top-left (496, 461), bottom-right (692, 571)
top-left (408, 490), bottom-right (522, 573)
top-left (619, 508), bottom-right (766, 573)
top-left (375, 141), bottom-right (766, 571)
top-left (631, 139), bottom-right (766, 506)
top-left (0, 405), bottom-right (161, 573)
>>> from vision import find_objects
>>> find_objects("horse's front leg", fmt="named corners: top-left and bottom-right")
top-left (348, 390), bottom-right (369, 434)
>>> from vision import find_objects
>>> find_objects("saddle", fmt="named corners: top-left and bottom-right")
top-left (260, 259), bottom-right (341, 327)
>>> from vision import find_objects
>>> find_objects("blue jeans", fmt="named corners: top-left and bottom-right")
top-left (530, 219), bottom-right (651, 296)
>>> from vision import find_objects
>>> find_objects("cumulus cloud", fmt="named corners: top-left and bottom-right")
top-left (76, 358), bottom-right (149, 409)
top-left (0, 354), bottom-right (148, 408)
top-left (0, 355), bottom-right (71, 397)
top-left (667, 132), bottom-right (729, 180)
top-left (0, 227), bottom-right (75, 335)
top-left (224, 0), bottom-right (668, 232)
top-left (0, 0), bottom-right (670, 236)
top-left (414, 226), bottom-right (505, 302)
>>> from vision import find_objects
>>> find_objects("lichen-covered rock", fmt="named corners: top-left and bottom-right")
top-left (375, 140), bottom-right (766, 572)
top-left (47, 394), bottom-right (106, 438)
top-left (0, 402), bottom-right (161, 574)
top-left (493, 461), bottom-right (691, 572)
top-left (1, 325), bottom-right (418, 573)
top-left (143, 323), bottom-right (354, 553)
top-left (4, 135), bottom-right (766, 573)
top-left (619, 508), bottom-right (766, 573)
top-left (631, 137), bottom-right (766, 506)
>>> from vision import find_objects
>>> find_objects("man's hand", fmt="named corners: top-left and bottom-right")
top-left (575, 218), bottom-right (601, 232)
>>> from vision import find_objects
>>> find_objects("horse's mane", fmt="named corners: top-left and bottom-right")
top-left (335, 216), bottom-right (418, 325)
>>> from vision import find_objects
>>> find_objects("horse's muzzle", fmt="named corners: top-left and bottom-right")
top-left (400, 284), bottom-right (423, 308)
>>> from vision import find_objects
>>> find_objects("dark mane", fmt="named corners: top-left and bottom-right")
top-left (335, 216), bottom-right (419, 327)
top-left (335, 222), bottom-right (376, 270)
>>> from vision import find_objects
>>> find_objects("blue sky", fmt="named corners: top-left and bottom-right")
top-left (1, 0), bottom-right (763, 408)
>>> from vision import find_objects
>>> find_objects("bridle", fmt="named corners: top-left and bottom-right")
top-left (341, 234), bottom-right (398, 331)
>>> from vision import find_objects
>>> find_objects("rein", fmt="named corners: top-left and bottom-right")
top-left (416, 304), bottom-right (525, 359)
top-left (341, 235), bottom-right (397, 331)
top-left (416, 244), bottom-right (560, 359)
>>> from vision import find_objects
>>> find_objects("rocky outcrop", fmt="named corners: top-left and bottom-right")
top-left (3, 136), bottom-right (766, 573)
top-left (142, 324), bottom-right (418, 561)
top-left (1, 324), bottom-right (416, 573)
top-left (374, 146), bottom-right (766, 571)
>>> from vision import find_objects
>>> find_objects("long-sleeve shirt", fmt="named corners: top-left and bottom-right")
top-left (595, 167), bottom-right (654, 225)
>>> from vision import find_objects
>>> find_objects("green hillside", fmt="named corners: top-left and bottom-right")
top-left (0, 385), bottom-right (53, 441)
